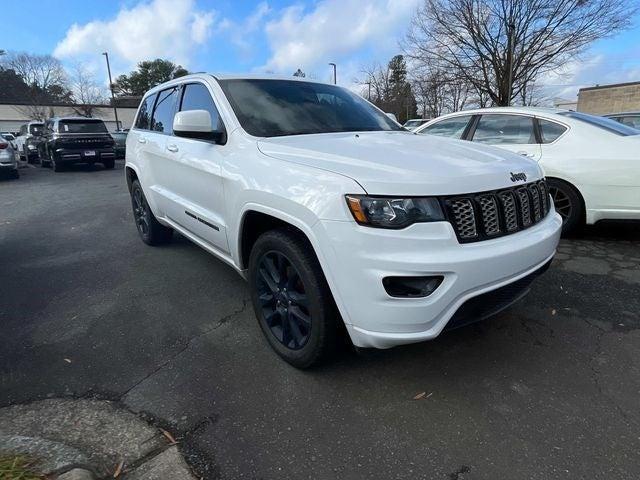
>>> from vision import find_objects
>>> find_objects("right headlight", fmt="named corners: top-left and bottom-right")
top-left (345, 195), bottom-right (445, 229)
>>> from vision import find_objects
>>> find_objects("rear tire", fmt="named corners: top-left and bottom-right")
top-left (248, 228), bottom-right (339, 369)
top-left (52, 155), bottom-right (63, 172)
top-left (548, 178), bottom-right (583, 235)
top-left (130, 179), bottom-right (173, 245)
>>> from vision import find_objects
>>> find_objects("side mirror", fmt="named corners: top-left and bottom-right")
top-left (173, 110), bottom-right (226, 144)
top-left (385, 112), bottom-right (399, 123)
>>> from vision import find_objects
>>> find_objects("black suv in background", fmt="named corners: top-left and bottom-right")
top-left (39, 117), bottom-right (116, 172)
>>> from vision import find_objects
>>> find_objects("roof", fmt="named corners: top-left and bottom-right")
top-left (579, 81), bottom-right (640, 92)
top-left (435, 106), bottom-right (567, 116)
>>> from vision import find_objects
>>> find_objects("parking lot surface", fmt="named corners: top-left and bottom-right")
top-left (1, 164), bottom-right (639, 479)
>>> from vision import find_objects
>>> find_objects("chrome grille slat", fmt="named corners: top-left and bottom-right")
top-left (478, 195), bottom-right (500, 236)
top-left (450, 199), bottom-right (477, 239)
top-left (446, 179), bottom-right (550, 243)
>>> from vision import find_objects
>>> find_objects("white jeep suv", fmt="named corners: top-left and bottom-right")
top-left (126, 74), bottom-right (562, 368)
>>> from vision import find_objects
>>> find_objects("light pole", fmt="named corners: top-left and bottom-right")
top-left (506, 23), bottom-right (516, 106)
top-left (328, 63), bottom-right (337, 85)
top-left (102, 52), bottom-right (120, 130)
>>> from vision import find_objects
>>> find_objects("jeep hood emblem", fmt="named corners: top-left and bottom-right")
top-left (510, 172), bottom-right (527, 182)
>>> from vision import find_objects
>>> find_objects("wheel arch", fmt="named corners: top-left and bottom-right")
top-left (546, 176), bottom-right (587, 223)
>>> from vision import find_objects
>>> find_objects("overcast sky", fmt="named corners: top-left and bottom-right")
top-left (3, 0), bottom-right (640, 101)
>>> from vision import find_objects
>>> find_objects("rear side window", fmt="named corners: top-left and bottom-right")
top-left (179, 83), bottom-right (224, 130)
top-left (619, 116), bottom-right (640, 129)
top-left (472, 114), bottom-right (536, 145)
top-left (420, 115), bottom-right (472, 139)
top-left (151, 87), bottom-right (179, 134)
top-left (135, 94), bottom-right (156, 130)
top-left (538, 119), bottom-right (567, 143)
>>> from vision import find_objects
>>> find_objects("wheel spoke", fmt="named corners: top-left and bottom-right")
top-left (289, 305), bottom-right (311, 328)
top-left (259, 267), bottom-right (278, 293)
top-left (264, 256), bottom-right (281, 284)
top-left (288, 291), bottom-right (309, 309)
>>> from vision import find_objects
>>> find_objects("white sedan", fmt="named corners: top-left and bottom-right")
top-left (415, 107), bottom-right (640, 233)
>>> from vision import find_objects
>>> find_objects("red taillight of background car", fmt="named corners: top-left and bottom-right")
top-left (0, 143), bottom-right (8, 149)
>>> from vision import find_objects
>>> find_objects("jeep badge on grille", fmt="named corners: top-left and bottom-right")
top-left (510, 172), bottom-right (527, 182)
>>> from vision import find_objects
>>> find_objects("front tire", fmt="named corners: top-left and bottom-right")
top-left (130, 179), bottom-right (173, 245)
top-left (548, 178), bottom-right (583, 235)
top-left (248, 229), bottom-right (339, 369)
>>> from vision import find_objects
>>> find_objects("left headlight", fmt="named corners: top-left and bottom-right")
top-left (345, 195), bottom-right (445, 229)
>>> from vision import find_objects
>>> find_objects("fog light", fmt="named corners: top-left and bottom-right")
top-left (382, 275), bottom-right (443, 298)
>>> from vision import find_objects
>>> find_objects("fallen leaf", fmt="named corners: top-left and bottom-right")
top-left (64, 358), bottom-right (72, 364)
top-left (113, 460), bottom-right (124, 478)
top-left (551, 309), bottom-right (557, 316)
top-left (160, 428), bottom-right (178, 445)
top-left (413, 392), bottom-right (426, 400)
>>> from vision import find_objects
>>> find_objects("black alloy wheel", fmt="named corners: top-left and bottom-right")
top-left (547, 178), bottom-right (583, 235)
top-left (549, 185), bottom-right (572, 222)
top-left (255, 250), bottom-right (312, 350)
top-left (132, 185), bottom-right (151, 239)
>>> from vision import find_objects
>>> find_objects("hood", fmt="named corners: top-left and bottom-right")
top-left (257, 131), bottom-right (542, 196)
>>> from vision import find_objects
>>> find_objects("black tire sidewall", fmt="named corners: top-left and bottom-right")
top-left (131, 180), bottom-right (152, 244)
top-left (248, 230), bottom-right (335, 368)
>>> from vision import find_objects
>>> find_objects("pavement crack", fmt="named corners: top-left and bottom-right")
top-left (119, 300), bottom-right (249, 400)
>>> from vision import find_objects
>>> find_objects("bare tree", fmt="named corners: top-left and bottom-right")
top-left (405, 0), bottom-right (637, 106)
top-left (359, 62), bottom-right (391, 103)
top-left (1, 52), bottom-right (71, 119)
top-left (69, 63), bottom-right (107, 117)
top-left (411, 66), bottom-right (473, 118)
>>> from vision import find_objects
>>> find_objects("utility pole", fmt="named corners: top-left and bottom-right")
top-left (366, 81), bottom-right (372, 100)
top-left (102, 52), bottom-right (120, 130)
top-left (328, 63), bottom-right (337, 85)
top-left (506, 22), bottom-right (516, 106)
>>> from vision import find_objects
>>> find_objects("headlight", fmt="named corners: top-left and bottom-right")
top-left (27, 144), bottom-right (37, 150)
top-left (345, 195), bottom-right (445, 229)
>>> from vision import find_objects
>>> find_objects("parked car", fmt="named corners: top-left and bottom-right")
top-left (126, 74), bottom-right (561, 368)
top-left (402, 118), bottom-right (430, 131)
top-left (604, 112), bottom-right (640, 130)
top-left (39, 117), bottom-right (116, 172)
top-left (0, 134), bottom-right (19, 179)
top-left (110, 130), bottom-right (128, 159)
top-left (15, 121), bottom-right (44, 162)
top-left (0, 132), bottom-right (17, 150)
top-left (415, 107), bottom-right (640, 233)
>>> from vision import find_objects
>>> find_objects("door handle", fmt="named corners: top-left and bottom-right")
top-left (138, 137), bottom-right (147, 144)
top-left (166, 144), bottom-right (179, 153)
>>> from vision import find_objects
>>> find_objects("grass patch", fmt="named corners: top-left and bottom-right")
top-left (0, 456), bottom-right (43, 480)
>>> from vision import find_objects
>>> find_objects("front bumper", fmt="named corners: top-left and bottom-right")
top-left (55, 148), bottom-right (115, 164)
top-left (314, 210), bottom-right (562, 348)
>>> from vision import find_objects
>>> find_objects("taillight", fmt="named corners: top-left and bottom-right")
top-left (0, 143), bottom-right (8, 149)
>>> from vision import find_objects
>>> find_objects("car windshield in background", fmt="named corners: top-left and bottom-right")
top-left (60, 120), bottom-right (108, 134)
top-left (219, 79), bottom-right (402, 137)
top-left (29, 124), bottom-right (44, 135)
top-left (558, 111), bottom-right (639, 136)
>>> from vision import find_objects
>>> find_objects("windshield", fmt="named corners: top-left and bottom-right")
top-left (59, 120), bottom-right (108, 134)
top-left (558, 111), bottom-right (639, 136)
top-left (219, 79), bottom-right (402, 137)
top-left (29, 124), bottom-right (44, 135)
top-left (404, 120), bottom-right (424, 128)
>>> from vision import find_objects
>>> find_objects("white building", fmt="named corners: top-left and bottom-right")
top-left (0, 100), bottom-right (139, 133)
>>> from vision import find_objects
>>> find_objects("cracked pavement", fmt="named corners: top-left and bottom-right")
top-left (1, 164), bottom-right (639, 479)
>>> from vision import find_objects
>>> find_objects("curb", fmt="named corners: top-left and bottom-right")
top-left (0, 398), bottom-right (197, 479)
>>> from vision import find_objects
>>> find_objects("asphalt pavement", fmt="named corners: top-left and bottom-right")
top-left (1, 163), bottom-right (639, 479)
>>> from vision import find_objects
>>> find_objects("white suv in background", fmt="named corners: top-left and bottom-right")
top-left (416, 107), bottom-right (640, 233)
top-left (126, 74), bottom-right (561, 368)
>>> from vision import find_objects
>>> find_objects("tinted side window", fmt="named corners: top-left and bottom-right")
top-left (538, 119), bottom-right (567, 143)
top-left (620, 116), bottom-right (640, 129)
top-left (151, 87), bottom-right (179, 134)
top-left (180, 83), bottom-right (223, 130)
top-left (472, 114), bottom-right (536, 145)
top-left (421, 116), bottom-right (472, 139)
top-left (135, 93), bottom-right (156, 130)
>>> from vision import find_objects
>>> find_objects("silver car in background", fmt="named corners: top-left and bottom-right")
top-left (0, 134), bottom-right (19, 179)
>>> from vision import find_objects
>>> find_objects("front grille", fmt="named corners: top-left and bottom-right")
top-left (443, 179), bottom-right (551, 243)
